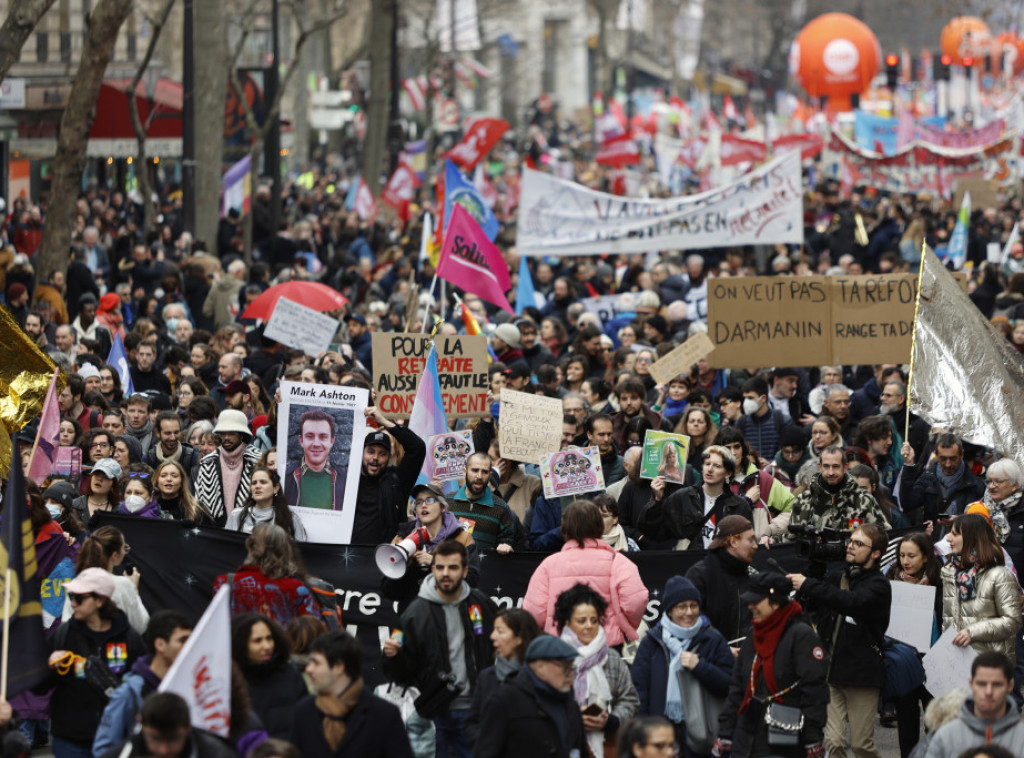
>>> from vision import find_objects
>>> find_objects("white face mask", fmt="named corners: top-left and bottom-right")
top-left (46, 503), bottom-right (62, 518)
top-left (124, 494), bottom-right (148, 513)
top-left (742, 398), bottom-right (761, 416)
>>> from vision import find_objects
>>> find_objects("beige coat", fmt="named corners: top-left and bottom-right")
top-left (941, 561), bottom-right (1023, 659)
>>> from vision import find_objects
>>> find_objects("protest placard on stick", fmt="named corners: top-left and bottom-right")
top-left (539, 446), bottom-right (605, 499)
top-left (498, 389), bottom-right (563, 464)
top-left (264, 296), bottom-right (340, 357)
top-left (427, 431), bottom-right (474, 481)
top-left (649, 332), bottom-right (715, 385)
top-left (639, 431), bottom-right (691, 484)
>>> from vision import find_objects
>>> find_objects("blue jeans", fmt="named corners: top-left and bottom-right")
top-left (52, 736), bottom-right (93, 758)
top-left (17, 718), bottom-right (49, 745)
top-left (434, 709), bottom-right (472, 758)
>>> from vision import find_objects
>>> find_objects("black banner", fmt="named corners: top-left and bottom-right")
top-left (95, 514), bottom-right (813, 685)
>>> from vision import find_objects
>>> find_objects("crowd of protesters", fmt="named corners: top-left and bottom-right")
top-left (3, 129), bottom-right (1024, 758)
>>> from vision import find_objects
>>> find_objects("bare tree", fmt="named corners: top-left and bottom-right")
top-left (35, 0), bottom-right (134, 281)
top-left (194, 0), bottom-right (228, 254)
top-left (362, 0), bottom-right (393, 194)
top-left (227, 0), bottom-right (350, 263)
top-left (0, 0), bottom-right (58, 84)
top-left (128, 0), bottom-right (176, 234)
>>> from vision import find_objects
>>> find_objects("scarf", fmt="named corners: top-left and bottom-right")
top-left (314, 677), bottom-right (364, 751)
top-left (494, 654), bottom-right (519, 683)
top-left (954, 552), bottom-right (981, 602)
top-left (602, 524), bottom-right (630, 552)
top-left (984, 490), bottom-right (1021, 543)
top-left (155, 443), bottom-right (183, 465)
top-left (935, 460), bottom-right (966, 492)
top-left (661, 615), bottom-right (705, 723)
top-left (127, 417), bottom-right (153, 442)
top-left (562, 626), bottom-right (612, 758)
top-left (890, 565), bottom-right (929, 585)
top-left (219, 444), bottom-right (247, 514)
top-left (662, 397), bottom-right (688, 420)
top-left (417, 510), bottom-right (462, 549)
top-left (739, 601), bottom-right (803, 715)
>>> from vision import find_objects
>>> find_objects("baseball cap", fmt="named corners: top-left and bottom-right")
top-left (739, 571), bottom-right (793, 604)
top-left (66, 567), bottom-right (115, 599)
top-left (525, 635), bottom-right (579, 663)
top-left (224, 380), bottom-right (252, 397)
top-left (365, 429), bottom-right (392, 451)
top-left (345, 313), bottom-right (367, 326)
top-left (43, 481), bottom-right (77, 509)
top-left (411, 483), bottom-right (448, 508)
top-left (90, 458), bottom-right (122, 480)
top-left (708, 515), bottom-right (754, 550)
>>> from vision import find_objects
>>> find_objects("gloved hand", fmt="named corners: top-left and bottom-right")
top-left (805, 742), bottom-right (825, 758)
top-left (711, 738), bottom-right (732, 758)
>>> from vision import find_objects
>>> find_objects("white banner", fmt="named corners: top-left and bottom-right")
top-left (516, 151), bottom-right (803, 255)
top-left (159, 585), bottom-right (232, 736)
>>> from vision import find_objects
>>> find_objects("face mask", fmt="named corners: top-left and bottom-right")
top-left (124, 495), bottom-right (148, 513)
top-left (46, 503), bottom-right (62, 518)
top-left (165, 318), bottom-right (180, 335)
top-left (742, 398), bottom-right (761, 416)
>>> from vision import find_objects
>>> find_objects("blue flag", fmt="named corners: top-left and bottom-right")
top-left (515, 256), bottom-right (536, 316)
top-left (345, 175), bottom-right (361, 211)
top-left (107, 332), bottom-right (135, 397)
top-left (444, 159), bottom-right (499, 241)
top-left (1, 438), bottom-right (51, 696)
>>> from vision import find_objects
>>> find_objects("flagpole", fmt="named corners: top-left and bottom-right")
top-left (905, 239), bottom-right (928, 445)
top-left (1, 567), bottom-right (12, 701)
top-left (413, 273), bottom-right (439, 333)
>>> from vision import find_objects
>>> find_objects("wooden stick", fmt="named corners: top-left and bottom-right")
top-left (1, 568), bottom-right (12, 701)
top-left (905, 239), bottom-right (928, 445)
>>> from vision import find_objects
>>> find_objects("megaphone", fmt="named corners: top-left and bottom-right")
top-left (375, 527), bottom-right (431, 579)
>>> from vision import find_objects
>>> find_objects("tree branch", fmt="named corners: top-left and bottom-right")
top-left (0, 0), bottom-right (59, 84)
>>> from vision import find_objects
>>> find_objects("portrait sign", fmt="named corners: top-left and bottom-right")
top-left (639, 431), bottom-right (691, 484)
top-left (276, 381), bottom-right (369, 544)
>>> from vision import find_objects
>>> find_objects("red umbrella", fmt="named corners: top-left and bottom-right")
top-left (241, 281), bottom-right (349, 320)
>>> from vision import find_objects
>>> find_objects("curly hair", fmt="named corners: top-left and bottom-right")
top-left (553, 583), bottom-right (608, 633)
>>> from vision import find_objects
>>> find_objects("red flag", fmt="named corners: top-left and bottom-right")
top-left (773, 134), bottom-right (824, 160)
top-left (402, 77), bottom-right (427, 111)
top-left (473, 165), bottom-right (498, 209)
top-left (381, 161), bottom-right (421, 213)
top-left (596, 134), bottom-right (641, 167)
top-left (677, 138), bottom-right (707, 169)
top-left (437, 203), bottom-right (512, 313)
top-left (719, 135), bottom-right (767, 166)
top-left (723, 94), bottom-right (739, 123)
top-left (444, 118), bottom-right (509, 171)
top-left (352, 176), bottom-right (378, 222)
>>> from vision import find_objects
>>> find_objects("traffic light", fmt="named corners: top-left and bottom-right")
top-left (885, 53), bottom-right (899, 89)
top-left (936, 53), bottom-right (952, 81)
top-left (962, 55), bottom-right (975, 68)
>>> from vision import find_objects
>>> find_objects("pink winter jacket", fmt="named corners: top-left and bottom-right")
top-left (523, 538), bottom-right (650, 645)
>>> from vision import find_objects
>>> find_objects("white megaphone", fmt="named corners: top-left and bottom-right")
top-left (375, 527), bottom-right (431, 579)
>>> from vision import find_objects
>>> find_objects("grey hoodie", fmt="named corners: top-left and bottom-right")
top-left (924, 697), bottom-right (1024, 758)
top-left (418, 574), bottom-right (473, 709)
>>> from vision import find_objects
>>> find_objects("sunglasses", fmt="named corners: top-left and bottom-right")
top-left (68, 592), bottom-right (97, 604)
top-left (125, 472), bottom-right (150, 479)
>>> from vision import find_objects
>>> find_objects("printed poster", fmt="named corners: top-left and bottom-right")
top-left (639, 431), bottom-right (691, 483)
top-left (539, 445), bottom-right (605, 499)
top-left (428, 431), bottom-right (474, 482)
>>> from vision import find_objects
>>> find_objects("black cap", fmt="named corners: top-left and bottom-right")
top-left (42, 480), bottom-right (77, 509)
top-left (365, 429), bottom-right (391, 451)
top-left (411, 482), bottom-right (448, 507)
top-left (739, 571), bottom-right (793, 604)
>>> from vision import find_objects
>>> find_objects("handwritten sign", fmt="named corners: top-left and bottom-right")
top-left (922, 627), bottom-right (976, 697)
top-left (639, 431), bottom-right (691, 483)
top-left (428, 431), bottom-right (474, 481)
top-left (649, 332), bottom-right (715, 384)
top-left (707, 274), bottom-right (966, 368)
top-left (497, 389), bottom-right (563, 464)
top-left (540, 446), bottom-right (605, 499)
top-left (264, 296), bottom-right (340, 357)
top-left (372, 333), bottom-right (489, 419)
top-left (885, 580), bottom-right (937, 652)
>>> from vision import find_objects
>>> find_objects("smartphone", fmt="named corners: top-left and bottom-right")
top-left (582, 704), bottom-right (604, 717)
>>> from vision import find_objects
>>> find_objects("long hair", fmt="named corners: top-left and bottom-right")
top-left (234, 467), bottom-right (297, 538)
top-left (230, 612), bottom-right (291, 666)
top-left (99, 363), bottom-right (124, 400)
top-left (494, 608), bottom-right (542, 663)
top-left (153, 460), bottom-right (210, 522)
top-left (244, 523), bottom-right (306, 580)
top-left (675, 405), bottom-right (717, 446)
top-left (885, 532), bottom-right (942, 585)
top-left (952, 513), bottom-right (1005, 570)
top-left (559, 500), bottom-right (604, 547)
top-left (76, 525), bottom-right (125, 573)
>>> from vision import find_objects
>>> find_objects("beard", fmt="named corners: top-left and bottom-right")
top-left (879, 403), bottom-right (898, 415)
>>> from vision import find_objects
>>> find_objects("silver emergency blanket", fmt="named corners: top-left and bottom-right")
top-left (909, 251), bottom-right (1024, 461)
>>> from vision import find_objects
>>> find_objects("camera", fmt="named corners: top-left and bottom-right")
top-left (788, 524), bottom-right (850, 566)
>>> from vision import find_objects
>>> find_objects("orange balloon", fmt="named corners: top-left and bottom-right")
top-left (991, 32), bottom-right (1024, 76)
top-left (940, 17), bottom-right (992, 65)
top-left (789, 13), bottom-right (881, 110)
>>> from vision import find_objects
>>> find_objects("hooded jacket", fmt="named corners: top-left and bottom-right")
top-left (924, 698), bottom-right (1024, 758)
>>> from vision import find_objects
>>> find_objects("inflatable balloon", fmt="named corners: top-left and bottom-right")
top-left (789, 13), bottom-right (881, 111)
top-left (940, 17), bottom-right (992, 65)
top-left (991, 31), bottom-right (1024, 76)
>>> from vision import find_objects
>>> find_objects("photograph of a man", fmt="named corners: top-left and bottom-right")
top-left (285, 409), bottom-right (347, 510)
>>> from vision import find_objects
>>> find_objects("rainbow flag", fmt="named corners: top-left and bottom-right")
top-left (460, 302), bottom-right (497, 361)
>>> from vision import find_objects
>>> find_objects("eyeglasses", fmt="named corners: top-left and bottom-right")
top-left (846, 538), bottom-right (870, 549)
top-left (68, 592), bottom-right (97, 604)
top-left (636, 357), bottom-right (653, 364)
top-left (644, 742), bottom-right (679, 754)
top-left (90, 442), bottom-right (111, 449)
top-left (987, 477), bottom-right (1010, 486)
top-left (126, 472), bottom-right (150, 479)
top-left (549, 661), bottom-right (577, 674)
top-left (414, 497), bottom-right (439, 506)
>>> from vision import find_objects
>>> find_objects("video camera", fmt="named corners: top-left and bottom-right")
top-left (788, 524), bottom-right (851, 567)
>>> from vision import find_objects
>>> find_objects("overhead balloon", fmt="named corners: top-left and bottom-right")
top-left (789, 13), bottom-right (881, 112)
top-left (940, 16), bottom-right (992, 66)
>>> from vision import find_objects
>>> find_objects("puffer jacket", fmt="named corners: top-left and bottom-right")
top-left (523, 538), bottom-right (649, 645)
top-left (941, 561), bottom-right (1023, 659)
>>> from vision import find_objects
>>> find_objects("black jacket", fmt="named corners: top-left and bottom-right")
top-left (1000, 498), bottom-right (1024, 577)
top-left (616, 479), bottom-right (685, 550)
top-left (474, 668), bottom-right (589, 758)
top-left (143, 442), bottom-right (201, 481)
top-left (350, 424), bottom-right (426, 544)
top-left (383, 585), bottom-right (497, 697)
top-left (718, 612), bottom-right (830, 757)
top-left (45, 610), bottom-right (147, 745)
top-left (797, 564), bottom-right (891, 689)
top-left (899, 463), bottom-right (986, 524)
top-left (637, 485), bottom-right (751, 547)
top-left (289, 688), bottom-right (413, 758)
top-left (102, 728), bottom-right (237, 758)
top-left (241, 654), bottom-right (309, 739)
top-left (685, 548), bottom-right (756, 641)
top-left (521, 342), bottom-right (556, 373)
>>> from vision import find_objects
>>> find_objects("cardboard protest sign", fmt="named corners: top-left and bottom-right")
top-left (498, 389), bottom-right (563, 464)
top-left (276, 381), bottom-right (369, 544)
top-left (923, 627), bottom-right (976, 697)
top-left (639, 431), bottom-right (691, 483)
top-left (829, 275), bottom-right (919, 365)
top-left (539, 446), bottom-right (605, 499)
top-left (885, 580), bottom-right (937, 652)
top-left (649, 332), bottom-right (715, 384)
top-left (372, 333), bottom-right (489, 419)
top-left (264, 296), bottom-right (340, 357)
top-left (427, 431), bottom-right (474, 482)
